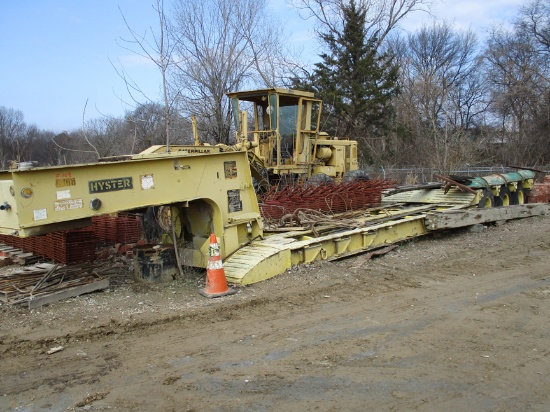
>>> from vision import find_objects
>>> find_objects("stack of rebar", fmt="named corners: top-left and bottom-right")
top-left (92, 212), bottom-right (143, 244)
top-left (259, 179), bottom-right (397, 223)
top-left (50, 228), bottom-right (97, 264)
top-left (0, 229), bottom-right (97, 264)
top-left (0, 212), bottom-right (143, 264)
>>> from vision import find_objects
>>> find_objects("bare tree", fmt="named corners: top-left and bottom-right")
top-left (517, 0), bottom-right (550, 56)
top-left (0, 106), bottom-right (26, 168)
top-left (115, 0), bottom-right (177, 150)
top-left (170, 0), bottom-right (289, 144)
top-left (83, 117), bottom-right (129, 158)
top-left (401, 23), bottom-right (480, 128)
top-left (291, 0), bottom-right (434, 48)
top-left (390, 23), bottom-right (487, 170)
top-left (484, 26), bottom-right (550, 165)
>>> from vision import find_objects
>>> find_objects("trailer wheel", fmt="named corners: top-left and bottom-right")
top-left (477, 189), bottom-right (495, 208)
top-left (495, 186), bottom-right (511, 207)
top-left (511, 186), bottom-right (526, 205)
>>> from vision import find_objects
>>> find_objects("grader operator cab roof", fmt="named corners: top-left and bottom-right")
top-left (226, 87), bottom-right (315, 101)
top-left (226, 87), bottom-right (320, 135)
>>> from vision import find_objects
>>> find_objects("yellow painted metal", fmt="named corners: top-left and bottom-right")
top-left (383, 186), bottom-right (476, 206)
top-left (224, 243), bottom-right (292, 285)
top-left (224, 198), bottom-right (549, 285)
top-left (224, 211), bottom-right (430, 285)
top-left (0, 151), bottom-right (262, 267)
top-left (226, 88), bottom-right (358, 182)
top-left (0, 81), bottom-right (541, 286)
top-left (137, 145), bottom-right (221, 155)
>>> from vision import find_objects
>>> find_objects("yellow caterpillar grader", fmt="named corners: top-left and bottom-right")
top-left (0, 88), bottom-right (546, 285)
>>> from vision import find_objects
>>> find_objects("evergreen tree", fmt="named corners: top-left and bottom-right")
top-left (308, 0), bottom-right (399, 162)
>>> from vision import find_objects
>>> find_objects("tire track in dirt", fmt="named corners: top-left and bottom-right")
top-left (1, 216), bottom-right (549, 411)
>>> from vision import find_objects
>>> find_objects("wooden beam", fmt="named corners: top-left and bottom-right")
top-left (425, 203), bottom-right (550, 230)
top-left (27, 279), bottom-right (109, 309)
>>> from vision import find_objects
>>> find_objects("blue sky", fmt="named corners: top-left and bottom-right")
top-left (1, 0), bottom-right (526, 132)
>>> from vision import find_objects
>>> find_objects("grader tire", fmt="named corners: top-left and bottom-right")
top-left (305, 174), bottom-right (335, 187)
top-left (342, 169), bottom-right (370, 183)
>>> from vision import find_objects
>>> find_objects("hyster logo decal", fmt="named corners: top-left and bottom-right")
top-left (89, 177), bottom-right (133, 193)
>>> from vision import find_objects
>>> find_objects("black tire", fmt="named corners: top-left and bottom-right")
top-left (511, 186), bottom-right (526, 205)
top-left (495, 186), bottom-right (511, 207)
top-left (342, 169), bottom-right (370, 183)
top-left (306, 173), bottom-right (334, 187)
top-left (477, 189), bottom-right (495, 208)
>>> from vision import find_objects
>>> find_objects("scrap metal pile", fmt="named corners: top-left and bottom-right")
top-left (0, 262), bottom-right (109, 308)
top-left (259, 179), bottom-right (397, 227)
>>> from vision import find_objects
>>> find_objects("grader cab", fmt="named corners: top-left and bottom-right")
top-left (227, 88), bottom-right (359, 188)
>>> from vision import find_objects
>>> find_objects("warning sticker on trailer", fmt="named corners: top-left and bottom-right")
top-left (141, 174), bottom-right (154, 190)
top-left (224, 161), bottom-right (237, 179)
top-left (227, 189), bottom-right (242, 212)
top-left (56, 190), bottom-right (71, 200)
top-left (54, 198), bottom-right (83, 212)
top-left (33, 209), bottom-right (47, 221)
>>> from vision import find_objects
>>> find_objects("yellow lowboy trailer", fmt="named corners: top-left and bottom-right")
top-left (0, 150), bottom-right (547, 285)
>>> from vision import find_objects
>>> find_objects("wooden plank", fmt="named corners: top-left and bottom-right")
top-left (425, 203), bottom-right (550, 230)
top-left (0, 248), bottom-right (20, 257)
top-left (27, 278), bottom-right (109, 309)
top-left (35, 263), bottom-right (58, 270)
top-left (0, 256), bottom-right (13, 267)
top-left (7, 251), bottom-right (27, 259)
top-left (15, 254), bottom-right (41, 265)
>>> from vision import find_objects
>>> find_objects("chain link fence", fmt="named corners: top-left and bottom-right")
top-left (360, 165), bottom-right (548, 185)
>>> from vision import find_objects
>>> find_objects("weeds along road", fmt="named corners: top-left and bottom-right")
top-left (1, 216), bottom-right (549, 411)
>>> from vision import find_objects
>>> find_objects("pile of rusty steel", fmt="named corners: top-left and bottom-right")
top-left (0, 262), bottom-right (109, 308)
top-left (530, 175), bottom-right (550, 203)
top-left (259, 179), bottom-right (397, 225)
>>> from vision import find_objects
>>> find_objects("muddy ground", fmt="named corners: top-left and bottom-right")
top-left (0, 215), bottom-right (549, 411)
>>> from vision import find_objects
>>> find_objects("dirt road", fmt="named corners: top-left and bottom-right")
top-left (1, 216), bottom-right (549, 411)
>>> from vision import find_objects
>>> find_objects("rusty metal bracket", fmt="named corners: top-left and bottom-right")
top-left (434, 174), bottom-right (477, 194)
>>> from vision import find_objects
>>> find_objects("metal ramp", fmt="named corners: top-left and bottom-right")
top-left (224, 237), bottom-right (294, 285)
top-left (383, 186), bottom-right (476, 206)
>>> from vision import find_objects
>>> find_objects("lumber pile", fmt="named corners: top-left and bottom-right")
top-left (0, 244), bottom-right (41, 266)
top-left (0, 263), bottom-right (109, 309)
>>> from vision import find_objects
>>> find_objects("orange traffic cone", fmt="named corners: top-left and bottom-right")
top-left (199, 234), bottom-right (236, 298)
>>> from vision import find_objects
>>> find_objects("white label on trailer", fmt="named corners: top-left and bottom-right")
top-left (34, 209), bottom-right (47, 220)
top-left (54, 198), bottom-right (83, 212)
top-left (141, 174), bottom-right (154, 190)
top-left (56, 189), bottom-right (71, 200)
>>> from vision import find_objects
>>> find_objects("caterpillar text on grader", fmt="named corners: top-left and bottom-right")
top-left (0, 88), bottom-right (547, 286)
